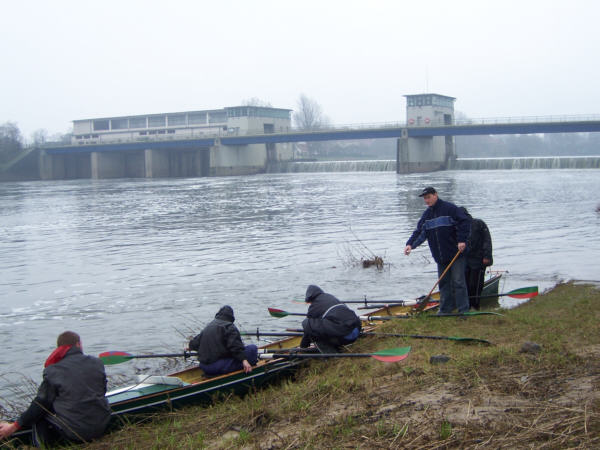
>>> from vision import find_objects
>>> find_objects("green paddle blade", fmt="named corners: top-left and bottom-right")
top-left (371, 346), bottom-right (411, 362)
top-left (99, 351), bottom-right (134, 365)
top-left (268, 307), bottom-right (288, 318)
top-left (268, 307), bottom-right (306, 318)
top-left (506, 286), bottom-right (538, 299)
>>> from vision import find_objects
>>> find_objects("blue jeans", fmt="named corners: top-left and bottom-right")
top-left (437, 256), bottom-right (469, 314)
top-left (200, 345), bottom-right (258, 376)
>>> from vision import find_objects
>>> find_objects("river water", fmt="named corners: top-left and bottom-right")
top-left (1, 169), bottom-right (599, 408)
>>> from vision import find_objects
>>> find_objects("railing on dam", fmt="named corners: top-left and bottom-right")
top-left (43, 114), bottom-right (600, 153)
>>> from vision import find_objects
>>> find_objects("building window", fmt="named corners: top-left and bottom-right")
top-left (167, 114), bottom-right (186, 126)
top-left (130, 117), bottom-right (147, 128)
top-left (209, 112), bottom-right (227, 123)
top-left (189, 112), bottom-right (207, 124)
top-left (93, 120), bottom-right (109, 131)
top-left (148, 116), bottom-right (166, 127)
top-left (111, 118), bottom-right (128, 130)
top-left (139, 131), bottom-right (147, 135)
top-left (167, 129), bottom-right (176, 134)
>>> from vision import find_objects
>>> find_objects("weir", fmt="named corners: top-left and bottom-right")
top-left (270, 156), bottom-right (600, 173)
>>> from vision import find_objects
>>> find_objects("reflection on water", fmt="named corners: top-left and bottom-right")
top-left (1, 170), bottom-right (599, 405)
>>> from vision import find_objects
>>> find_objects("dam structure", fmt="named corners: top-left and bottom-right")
top-left (41, 106), bottom-right (293, 180)
top-left (38, 94), bottom-right (600, 180)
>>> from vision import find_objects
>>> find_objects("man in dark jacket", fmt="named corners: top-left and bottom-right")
top-left (0, 331), bottom-right (111, 447)
top-left (189, 305), bottom-right (258, 376)
top-left (404, 187), bottom-right (472, 314)
top-left (300, 285), bottom-right (362, 353)
top-left (460, 207), bottom-right (493, 310)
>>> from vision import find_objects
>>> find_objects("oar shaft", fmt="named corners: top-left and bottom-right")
top-left (242, 332), bottom-right (303, 337)
top-left (261, 352), bottom-right (384, 359)
top-left (128, 352), bottom-right (197, 359)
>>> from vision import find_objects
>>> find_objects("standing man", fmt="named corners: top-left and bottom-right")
top-left (0, 331), bottom-right (111, 447)
top-left (460, 207), bottom-right (493, 310)
top-left (404, 187), bottom-right (471, 314)
top-left (300, 285), bottom-right (362, 353)
top-left (189, 305), bottom-right (258, 376)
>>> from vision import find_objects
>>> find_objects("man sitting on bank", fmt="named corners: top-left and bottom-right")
top-left (300, 285), bottom-right (362, 353)
top-left (189, 305), bottom-right (258, 376)
top-left (0, 331), bottom-right (111, 447)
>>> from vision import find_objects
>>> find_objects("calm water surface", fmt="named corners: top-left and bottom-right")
top-left (1, 170), bottom-right (599, 406)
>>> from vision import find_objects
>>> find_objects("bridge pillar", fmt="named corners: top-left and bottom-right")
top-left (144, 149), bottom-right (170, 178)
top-left (396, 136), bottom-right (452, 173)
top-left (91, 152), bottom-right (126, 179)
top-left (396, 137), bottom-right (409, 173)
top-left (39, 150), bottom-right (55, 180)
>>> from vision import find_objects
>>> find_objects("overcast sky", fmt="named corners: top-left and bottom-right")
top-left (2, 0), bottom-right (599, 140)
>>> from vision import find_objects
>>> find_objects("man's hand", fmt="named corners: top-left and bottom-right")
top-left (242, 360), bottom-right (252, 374)
top-left (483, 258), bottom-right (491, 265)
top-left (404, 245), bottom-right (412, 255)
top-left (0, 421), bottom-right (19, 439)
top-left (458, 242), bottom-right (466, 252)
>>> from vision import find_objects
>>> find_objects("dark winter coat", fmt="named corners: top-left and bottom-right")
top-left (465, 218), bottom-right (493, 269)
top-left (300, 285), bottom-right (362, 347)
top-left (17, 346), bottom-right (111, 441)
top-left (189, 306), bottom-right (246, 365)
top-left (406, 198), bottom-right (471, 265)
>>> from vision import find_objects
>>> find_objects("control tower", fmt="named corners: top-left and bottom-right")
top-left (398, 93), bottom-right (456, 173)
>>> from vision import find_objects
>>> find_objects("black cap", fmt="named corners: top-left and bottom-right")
top-left (418, 186), bottom-right (437, 197)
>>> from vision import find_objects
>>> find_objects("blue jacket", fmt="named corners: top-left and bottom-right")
top-left (406, 198), bottom-right (471, 265)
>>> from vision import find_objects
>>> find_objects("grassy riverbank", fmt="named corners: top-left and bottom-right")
top-left (30, 283), bottom-right (600, 448)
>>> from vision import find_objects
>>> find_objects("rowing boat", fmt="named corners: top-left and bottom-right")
top-left (363, 272), bottom-right (502, 319)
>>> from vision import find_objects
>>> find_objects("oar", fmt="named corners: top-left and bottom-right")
top-left (476, 286), bottom-right (538, 299)
top-left (363, 332), bottom-right (491, 345)
top-left (294, 298), bottom-right (416, 305)
top-left (260, 346), bottom-right (411, 362)
top-left (363, 311), bottom-right (503, 321)
top-left (268, 307), bottom-right (306, 318)
top-left (98, 350), bottom-right (197, 365)
top-left (415, 249), bottom-right (461, 312)
top-left (244, 330), bottom-right (491, 345)
top-left (357, 301), bottom-right (439, 310)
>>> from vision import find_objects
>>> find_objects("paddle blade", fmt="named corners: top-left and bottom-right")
top-left (98, 351), bottom-right (134, 365)
top-left (371, 346), bottom-right (411, 362)
top-left (507, 286), bottom-right (538, 299)
top-left (268, 307), bottom-right (288, 318)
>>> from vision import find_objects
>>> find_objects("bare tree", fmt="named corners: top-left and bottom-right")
top-left (31, 129), bottom-right (48, 146)
top-left (293, 94), bottom-right (329, 130)
top-left (292, 94), bottom-right (332, 157)
top-left (241, 97), bottom-right (272, 107)
top-left (0, 122), bottom-right (24, 163)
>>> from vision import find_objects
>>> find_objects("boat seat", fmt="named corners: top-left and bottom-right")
top-left (136, 374), bottom-right (186, 386)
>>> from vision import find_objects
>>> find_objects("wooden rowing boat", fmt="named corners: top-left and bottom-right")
top-left (8, 275), bottom-right (501, 445)
top-left (363, 272), bottom-right (502, 319)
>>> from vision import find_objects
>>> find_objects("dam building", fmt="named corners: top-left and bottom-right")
top-left (44, 106), bottom-right (294, 179)
top-left (399, 93), bottom-right (456, 172)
